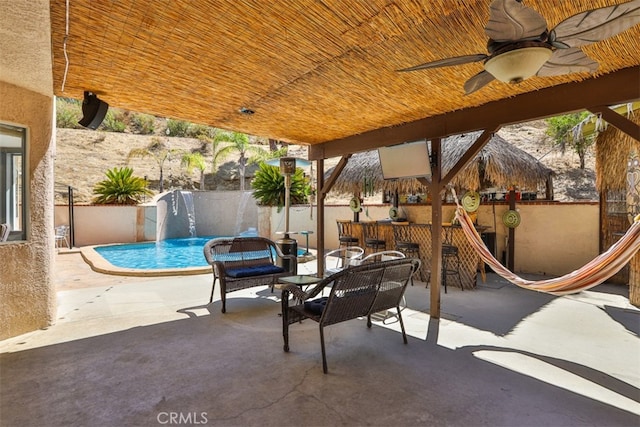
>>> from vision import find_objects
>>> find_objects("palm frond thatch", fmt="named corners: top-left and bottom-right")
top-left (595, 111), bottom-right (640, 192)
top-left (325, 133), bottom-right (553, 195)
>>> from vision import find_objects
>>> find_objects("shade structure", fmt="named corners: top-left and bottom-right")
top-left (47, 1), bottom-right (640, 146)
top-left (325, 132), bottom-right (553, 196)
top-left (595, 109), bottom-right (640, 193)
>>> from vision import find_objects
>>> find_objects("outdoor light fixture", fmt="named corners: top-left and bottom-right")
top-left (484, 47), bottom-right (552, 84)
top-left (265, 157), bottom-right (312, 233)
top-left (78, 91), bottom-right (109, 130)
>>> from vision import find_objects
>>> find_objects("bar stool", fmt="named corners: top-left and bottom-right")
top-left (336, 219), bottom-right (359, 249)
top-left (441, 226), bottom-right (462, 293)
top-left (362, 221), bottom-right (386, 254)
top-left (392, 222), bottom-right (420, 285)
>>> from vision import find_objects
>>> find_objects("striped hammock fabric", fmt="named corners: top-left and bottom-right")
top-left (453, 205), bottom-right (640, 295)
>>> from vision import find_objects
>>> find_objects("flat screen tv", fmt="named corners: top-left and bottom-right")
top-left (378, 140), bottom-right (431, 180)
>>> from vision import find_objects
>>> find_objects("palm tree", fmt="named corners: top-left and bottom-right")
top-left (212, 131), bottom-right (269, 191)
top-left (92, 167), bottom-right (153, 205)
top-left (127, 138), bottom-right (177, 192)
top-left (181, 152), bottom-right (207, 190)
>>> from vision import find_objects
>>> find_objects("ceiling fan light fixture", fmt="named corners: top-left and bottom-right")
top-left (484, 47), bottom-right (552, 84)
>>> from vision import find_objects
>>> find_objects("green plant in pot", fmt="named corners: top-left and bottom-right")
top-left (251, 163), bottom-right (311, 211)
top-left (92, 166), bottom-right (153, 205)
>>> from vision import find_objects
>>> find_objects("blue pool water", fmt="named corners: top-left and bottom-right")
top-left (94, 237), bottom-right (306, 270)
top-left (95, 237), bottom-right (219, 270)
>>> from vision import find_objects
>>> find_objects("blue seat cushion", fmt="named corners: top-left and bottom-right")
top-left (304, 297), bottom-right (328, 315)
top-left (226, 264), bottom-right (285, 278)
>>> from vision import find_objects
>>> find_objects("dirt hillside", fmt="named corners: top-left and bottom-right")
top-left (54, 120), bottom-right (597, 205)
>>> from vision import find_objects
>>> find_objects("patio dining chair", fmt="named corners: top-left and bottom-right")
top-left (324, 246), bottom-right (364, 276)
top-left (0, 223), bottom-right (10, 242)
top-left (322, 246), bottom-right (365, 296)
top-left (55, 225), bottom-right (70, 249)
top-left (357, 249), bottom-right (406, 264)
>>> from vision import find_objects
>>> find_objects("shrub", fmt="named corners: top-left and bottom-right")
top-left (166, 119), bottom-right (190, 137)
top-left (101, 109), bottom-right (127, 132)
top-left (546, 112), bottom-right (591, 169)
top-left (188, 124), bottom-right (218, 139)
top-left (130, 113), bottom-right (155, 134)
top-left (251, 163), bottom-right (310, 211)
top-left (92, 167), bottom-right (153, 205)
top-left (56, 97), bottom-right (82, 128)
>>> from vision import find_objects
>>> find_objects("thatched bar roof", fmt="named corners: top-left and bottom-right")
top-left (326, 133), bottom-right (553, 195)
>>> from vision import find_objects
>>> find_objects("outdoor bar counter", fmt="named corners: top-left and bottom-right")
top-left (350, 221), bottom-right (480, 290)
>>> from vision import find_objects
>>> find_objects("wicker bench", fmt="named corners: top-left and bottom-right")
top-left (278, 257), bottom-right (420, 373)
top-left (203, 237), bottom-right (297, 313)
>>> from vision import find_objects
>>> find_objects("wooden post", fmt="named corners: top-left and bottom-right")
top-left (508, 189), bottom-right (516, 271)
top-left (316, 159), bottom-right (325, 276)
top-left (429, 138), bottom-right (443, 319)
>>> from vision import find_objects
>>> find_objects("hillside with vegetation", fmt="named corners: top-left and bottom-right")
top-left (54, 98), bottom-right (597, 205)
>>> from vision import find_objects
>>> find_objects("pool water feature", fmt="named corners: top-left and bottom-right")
top-left (156, 190), bottom-right (258, 241)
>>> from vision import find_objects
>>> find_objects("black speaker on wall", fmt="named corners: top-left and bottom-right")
top-left (78, 91), bottom-right (109, 130)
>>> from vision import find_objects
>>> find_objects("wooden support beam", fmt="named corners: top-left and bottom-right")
top-left (587, 105), bottom-right (640, 143)
top-left (309, 66), bottom-right (640, 160)
top-left (441, 127), bottom-right (501, 187)
top-left (319, 154), bottom-right (351, 198)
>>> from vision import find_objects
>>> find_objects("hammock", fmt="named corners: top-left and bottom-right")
top-left (453, 204), bottom-right (640, 295)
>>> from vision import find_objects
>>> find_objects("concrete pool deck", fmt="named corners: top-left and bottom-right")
top-left (0, 252), bottom-right (638, 426)
top-left (80, 245), bottom-right (212, 277)
top-left (79, 243), bottom-right (318, 277)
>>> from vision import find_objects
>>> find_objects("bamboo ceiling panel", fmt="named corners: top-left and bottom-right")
top-left (50, 0), bottom-right (640, 145)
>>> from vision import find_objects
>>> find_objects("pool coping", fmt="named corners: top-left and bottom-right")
top-left (80, 244), bottom-right (211, 277)
top-left (80, 243), bottom-right (318, 277)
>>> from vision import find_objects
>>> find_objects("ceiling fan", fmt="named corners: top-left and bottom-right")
top-left (398, 0), bottom-right (640, 94)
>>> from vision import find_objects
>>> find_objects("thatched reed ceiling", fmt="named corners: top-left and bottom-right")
top-left (49, 1), bottom-right (640, 148)
top-left (326, 133), bottom-right (553, 195)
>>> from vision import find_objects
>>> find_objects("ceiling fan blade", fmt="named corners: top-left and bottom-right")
top-left (536, 48), bottom-right (599, 77)
top-left (397, 54), bottom-right (488, 72)
top-left (485, 0), bottom-right (548, 42)
top-left (464, 70), bottom-right (496, 95)
top-left (551, 0), bottom-right (640, 48)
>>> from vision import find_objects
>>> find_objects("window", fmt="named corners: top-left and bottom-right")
top-left (0, 123), bottom-right (27, 241)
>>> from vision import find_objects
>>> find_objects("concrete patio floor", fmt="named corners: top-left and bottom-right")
top-left (1, 253), bottom-right (639, 426)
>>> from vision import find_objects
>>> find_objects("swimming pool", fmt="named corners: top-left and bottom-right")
top-left (82, 236), bottom-right (314, 276)
top-left (94, 237), bottom-right (218, 270)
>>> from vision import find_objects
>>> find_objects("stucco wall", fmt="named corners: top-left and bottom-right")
top-left (55, 205), bottom-right (155, 247)
top-left (53, 191), bottom-right (259, 246)
top-left (54, 197), bottom-right (599, 279)
top-left (0, 82), bottom-right (55, 339)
